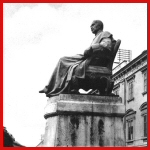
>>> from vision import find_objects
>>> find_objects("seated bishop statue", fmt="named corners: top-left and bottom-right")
top-left (39, 20), bottom-right (121, 97)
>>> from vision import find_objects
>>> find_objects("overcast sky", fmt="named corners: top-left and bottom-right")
top-left (3, 3), bottom-right (147, 147)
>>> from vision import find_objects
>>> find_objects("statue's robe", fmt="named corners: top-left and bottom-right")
top-left (46, 31), bottom-right (113, 97)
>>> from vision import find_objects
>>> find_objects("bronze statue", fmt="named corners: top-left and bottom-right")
top-left (39, 20), bottom-right (121, 97)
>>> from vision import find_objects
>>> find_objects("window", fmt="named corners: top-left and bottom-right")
top-left (141, 67), bottom-right (147, 95)
top-left (126, 75), bottom-right (135, 101)
top-left (113, 83), bottom-right (120, 96)
top-left (126, 109), bottom-right (136, 144)
top-left (128, 80), bottom-right (133, 100)
top-left (143, 71), bottom-right (147, 92)
top-left (143, 114), bottom-right (147, 137)
top-left (140, 102), bottom-right (147, 138)
top-left (114, 88), bottom-right (119, 95)
top-left (128, 120), bottom-right (133, 140)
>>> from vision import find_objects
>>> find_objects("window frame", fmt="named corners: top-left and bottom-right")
top-left (140, 102), bottom-right (147, 138)
top-left (141, 67), bottom-right (147, 95)
top-left (127, 119), bottom-right (134, 140)
top-left (143, 71), bottom-right (147, 93)
top-left (128, 80), bottom-right (134, 100)
top-left (143, 114), bottom-right (147, 137)
top-left (114, 88), bottom-right (119, 96)
top-left (126, 75), bottom-right (135, 102)
top-left (125, 109), bottom-right (136, 144)
top-left (113, 83), bottom-right (120, 96)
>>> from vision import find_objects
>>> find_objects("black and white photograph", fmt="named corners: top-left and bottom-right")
top-left (3, 3), bottom-right (147, 147)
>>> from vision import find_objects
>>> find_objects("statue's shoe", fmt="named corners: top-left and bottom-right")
top-left (39, 87), bottom-right (48, 93)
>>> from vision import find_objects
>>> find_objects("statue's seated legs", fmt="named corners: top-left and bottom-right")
top-left (39, 39), bottom-right (121, 97)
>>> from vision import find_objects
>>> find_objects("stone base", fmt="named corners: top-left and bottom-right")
top-left (42, 94), bottom-right (125, 147)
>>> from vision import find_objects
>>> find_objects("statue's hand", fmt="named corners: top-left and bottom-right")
top-left (91, 44), bottom-right (105, 53)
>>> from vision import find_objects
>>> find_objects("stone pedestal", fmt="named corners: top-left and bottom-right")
top-left (43, 94), bottom-right (125, 147)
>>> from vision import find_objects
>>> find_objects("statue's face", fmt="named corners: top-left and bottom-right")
top-left (90, 21), bottom-right (101, 34)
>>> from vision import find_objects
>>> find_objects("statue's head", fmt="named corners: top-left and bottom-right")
top-left (90, 20), bottom-right (103, 34)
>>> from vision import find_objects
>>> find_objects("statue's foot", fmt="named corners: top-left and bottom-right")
top-left (39, 87), bottom-right (48, 93)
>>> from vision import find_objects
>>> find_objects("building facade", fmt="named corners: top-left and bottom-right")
top-left (112, 50), bottom-right (147, 147)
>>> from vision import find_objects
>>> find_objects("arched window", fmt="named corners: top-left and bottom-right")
top-left (140, 102), bottom-right (147, 138)
top-left (125, 109), bottom-right (136, 145)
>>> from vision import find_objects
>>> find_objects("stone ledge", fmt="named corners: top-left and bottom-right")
top-left (44, 111), bottom-right (125, 119)
top-left (44, 94), bottom-right (125, 119)
top-left (59, 94), bottom-right (122, 103)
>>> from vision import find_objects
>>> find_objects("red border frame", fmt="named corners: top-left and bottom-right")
top-left (1, 0), bottom-right (149, 149)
